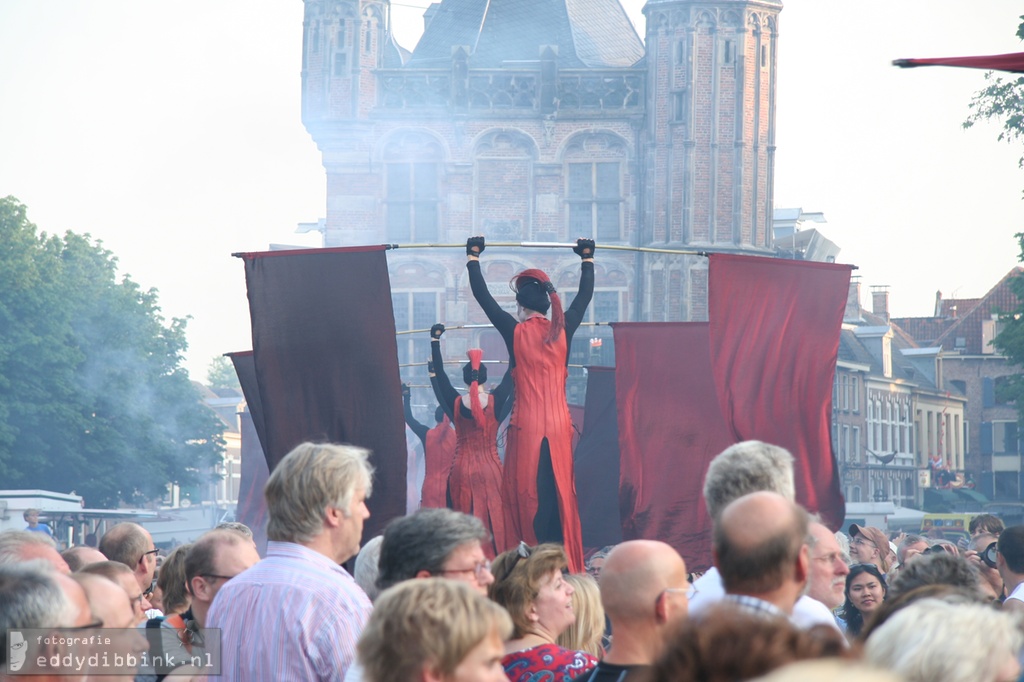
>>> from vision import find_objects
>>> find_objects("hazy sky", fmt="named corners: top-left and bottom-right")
top-left (1, 1), bottom-right (1021, 380)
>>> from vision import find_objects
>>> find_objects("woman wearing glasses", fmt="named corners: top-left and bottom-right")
top-left (838, 563), bottom-right (887, 637)
top-left (489, 543), bottom-right (598, 682)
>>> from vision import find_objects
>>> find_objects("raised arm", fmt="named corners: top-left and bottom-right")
top-left (402, 383), bottom-right (429, 445)
top-left (563, 238), bottom-right (596, 343)
top-left (429, 325), bottom-right (459, 422)
top-left (466, 237), bottom-right (517, 348)
top-left (491, 368), bottom-right (515, 423)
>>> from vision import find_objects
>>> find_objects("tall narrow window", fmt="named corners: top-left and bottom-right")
top-left (392, 291), bottom-right (440, 378)
top-left (568, 162), bottom-right (622, 240)
top-left (386, 162), bottom-right (439, 241)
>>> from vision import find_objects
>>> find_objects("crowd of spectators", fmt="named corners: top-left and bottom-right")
top-left (4, 441), bottom-right (1024, 682)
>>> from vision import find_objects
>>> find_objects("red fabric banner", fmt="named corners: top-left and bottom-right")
top-left (708, 254), bottom-right (852, 530)
top-left (241, 246), bottom-right (407, 540)
top-left (612, 323), bottom-right (734, 571)
top-left (893, 52), bottom-right (1024, 73)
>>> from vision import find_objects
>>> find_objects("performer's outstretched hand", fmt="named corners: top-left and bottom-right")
top-left (466, 236), bottom-right (485, 256)
top-left (431, 323), bottom-right (446, 339)
top-left (573, 238), bottom-right (595, 259)
top-left (401, 383), bottom-right (411, 399)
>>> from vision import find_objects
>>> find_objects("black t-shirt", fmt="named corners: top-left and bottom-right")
top-left (577, 662), bottom-right (649, 682)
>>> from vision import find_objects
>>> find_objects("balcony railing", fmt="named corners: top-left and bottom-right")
top-left (375, 67), bottom-right (645, 114)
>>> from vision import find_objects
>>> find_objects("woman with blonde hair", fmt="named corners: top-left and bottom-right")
top-left (556, 573), bottom-right (605, 658)
top-left (489, 543), bottom-right (597, 682)
top-left (358, 578), bottom-right (512, 682)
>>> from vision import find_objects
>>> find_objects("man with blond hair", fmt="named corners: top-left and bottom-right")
top-left (588, 540), bottom-right (689, 681)
top-left (207, 442), bottom-right (374, 681)
top-left (358, 578), bottom-right (512, 682)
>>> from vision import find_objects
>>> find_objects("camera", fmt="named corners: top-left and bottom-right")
top-left (981, 541), bottom-right (999, 569)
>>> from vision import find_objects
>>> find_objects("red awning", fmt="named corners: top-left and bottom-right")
top-left (893, 51), bottom-right (1024, 73)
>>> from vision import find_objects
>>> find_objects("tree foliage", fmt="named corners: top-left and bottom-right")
top-left (993, 233), bottom-right (1024, 416)
top-left (206, 356), bottom-right (241, 392)
top-left (0, 196), bottom-right (225, 507)
top-left (963, 16), bottom-right (1024, 175)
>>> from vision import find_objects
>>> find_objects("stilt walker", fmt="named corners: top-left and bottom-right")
top-left (430, 324), bottom-right (514, 556)
top-left (402, 382), bottom-right (456, 509)
top-left (465, 236), bottom-right (594, 573)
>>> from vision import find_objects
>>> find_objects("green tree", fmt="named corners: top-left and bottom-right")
top-left (993, 233), bottom-right (1024, 414)
top-left (206, 356), bottom-right (241, 392)
top-left (0, 196), bottom-right (225, 507)
top-left (963, 16), bottom-right (1024, 177)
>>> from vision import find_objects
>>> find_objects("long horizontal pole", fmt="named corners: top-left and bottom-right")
top-left (396, 321), bottom-right (613, 335)
top-left (385, 242), bottom-right (710, 256)
top-left (400, 361), bottom-right (590, 369)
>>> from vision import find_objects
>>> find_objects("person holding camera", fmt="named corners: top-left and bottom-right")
top-left (465, 236), bottom-right (594, 573)
top-left (996, 525), bottom-right (1024, 614)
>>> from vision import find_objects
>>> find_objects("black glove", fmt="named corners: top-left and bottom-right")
top-left (401, 383), bottom-right (411, 399)
top-left (430, 323), bottom-right (445, 339)
top-left (573, 238), bottom-right (595, 259)
top-left (427, 360), bottom-right (435, 374)
top-left (466, 236), bottom-right (485, 256)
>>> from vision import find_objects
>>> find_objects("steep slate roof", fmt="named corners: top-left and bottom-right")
top-left (891, 267), bottom-right (1022, 355)
top-left (407, 0), bottom-right (644, 68)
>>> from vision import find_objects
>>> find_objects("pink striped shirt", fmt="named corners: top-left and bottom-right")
top-left (206, 541), bottom-right (372, 681)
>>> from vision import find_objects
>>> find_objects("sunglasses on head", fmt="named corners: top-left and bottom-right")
top-left (496, 541), bottom-right (532, 583)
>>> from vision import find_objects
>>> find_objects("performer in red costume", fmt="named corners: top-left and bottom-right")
top-left (402, 381), bottom-right (457, 509)
top-left (466, 236), bottom-right (594, 573)
top-left (429, 323), bottom-right (514, 557)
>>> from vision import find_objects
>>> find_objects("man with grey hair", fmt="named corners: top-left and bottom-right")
top-left (376, 508), bottom-right (495, 596)
top-left (0, 564), bottom-right (93, 681)
top-left (98, 522), bottom-right (158, 595)
top-left (0, 529), bottom-right (71, 574)
top-left (207, 441), bottom-right (374, 681)
top-left (799, 522), bottom-right (847, 630)
top-left (690, 441), bottom-right (831, 628)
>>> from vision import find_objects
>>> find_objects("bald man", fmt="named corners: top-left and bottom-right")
top-left (589, 540), bottom-right (689, 681)
top-left (713, 491), bottom-right (809, 618)
top-left (62, 546), bottom-right (107, 572)
top-left (99, 522), bottom-right (157, 594)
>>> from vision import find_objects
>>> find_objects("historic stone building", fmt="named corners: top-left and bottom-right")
top-left (299, 0), bottom-right (781, 397)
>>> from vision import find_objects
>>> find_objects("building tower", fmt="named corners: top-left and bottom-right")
top-left (641, 0), bottom-right (781, 320)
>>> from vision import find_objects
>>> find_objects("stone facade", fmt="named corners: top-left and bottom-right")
top-left (299, 0), bottom-right (781, 398)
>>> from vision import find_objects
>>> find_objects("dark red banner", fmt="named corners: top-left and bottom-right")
top-left (241, 246), bottom-right (407, 540)
top-left (612, 323), bottom-right (734, 571)
top-left (708, 254), bottom-right (852, 530)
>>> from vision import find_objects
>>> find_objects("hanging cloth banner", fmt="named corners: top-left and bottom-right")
top-left (613, 322), bottom-right (734, 571)
top-left (708, 253), bottom-right (853, 530)
top-left (227, 351), bottom-right (270, 553)
top-left (573, 366), bottom-right (624, 551)
top-left (239, 245), bottom-right (407, 540)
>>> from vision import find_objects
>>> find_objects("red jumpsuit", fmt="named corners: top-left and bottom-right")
top-left (421, 419), bottom-right (457, 509)
top-left (451, 396), bottom-right (510, 557)
top-left (467, 259), bottom-right (593, 573)
top-left (503, 317), bottom-right (584, 572)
